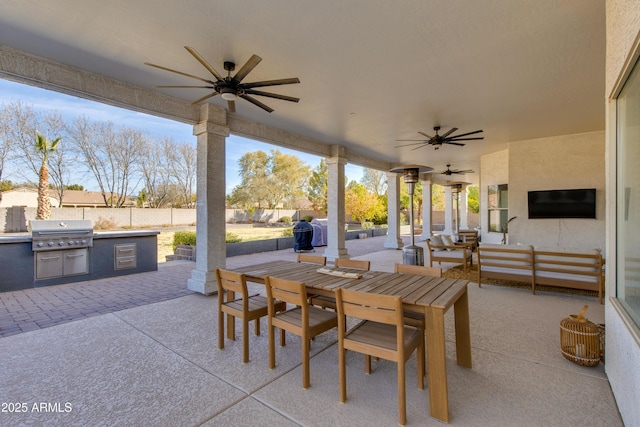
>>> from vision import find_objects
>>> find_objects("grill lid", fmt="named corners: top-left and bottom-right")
top-left (29, 220), bottom-right (93, 233)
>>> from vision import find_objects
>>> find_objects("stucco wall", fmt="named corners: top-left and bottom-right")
top-left (604, 1), bottom-right (640, 426)
top-left (508, 131), bottom-right (606, 250)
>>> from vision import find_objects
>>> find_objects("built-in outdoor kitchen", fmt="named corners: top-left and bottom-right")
top-left (0, 219), bottom-right (159, 292)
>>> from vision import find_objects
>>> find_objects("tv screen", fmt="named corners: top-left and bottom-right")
top-left (528, 188), bottom-right (596, 219)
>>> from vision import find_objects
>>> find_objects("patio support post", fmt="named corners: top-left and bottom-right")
top-left (459, 185), bottom-right (469, 230)
top-left (384, 172), bottom-right (403, 249)
top-left (324, 145), bottom-right (349, 262)
top-left (187, 104), bottom-right (229, 295)
top-left (420, 176), bottom-right (433, 240)
top-left (443, 185), bottom-right (454, 236)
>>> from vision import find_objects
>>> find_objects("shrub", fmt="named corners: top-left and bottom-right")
top-left (94, 216), bottom-right (117, 230)
top-left (279, 216), bottom-right (292, 223)
top-left (303, 215), bottom-right (313, 222)
top-left (173, 230), bottom-right (242, 249)
top-left (225, 233), bottom-right (242, 243)
top-left (281, 228), bottom-right (294, 237)
top-left (362, 221), bottom-right (374, 230)
top-left (173, 231), bottom-right (196, 251)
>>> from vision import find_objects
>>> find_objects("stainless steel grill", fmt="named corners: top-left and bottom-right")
top-left (30, 220), bottom-right (93, 252)
top-left (29, 220), bottom-right (93, 280)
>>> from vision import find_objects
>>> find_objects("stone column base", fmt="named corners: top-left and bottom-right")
top-left (187, 269), bottom-right (218, 295)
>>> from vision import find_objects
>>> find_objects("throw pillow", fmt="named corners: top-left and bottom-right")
top-left (441, 235), bottom-right (456, 250)
top-left (429, 235), bottom-right (445, 251)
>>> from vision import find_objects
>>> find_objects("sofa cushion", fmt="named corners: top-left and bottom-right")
top-left (429, 235), bottom-right (445, 251)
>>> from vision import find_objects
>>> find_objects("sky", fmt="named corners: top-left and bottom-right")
top-left (0, 78), bottom-right (363, 194)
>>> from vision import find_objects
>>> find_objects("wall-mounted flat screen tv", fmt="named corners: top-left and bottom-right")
top-left (527, 188), bottom-right (596, 219)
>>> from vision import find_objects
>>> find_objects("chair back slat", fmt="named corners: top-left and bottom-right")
top-left (216, 269), bottom-right (249, 300)
top-left (337, 288), bottom-right (402, 325)
top-left (297, 254), bottom-right (327, 265)
top-left (335, 258), bottom-right (371, 271)
top-left (265, 276), bottom-right (308, 307)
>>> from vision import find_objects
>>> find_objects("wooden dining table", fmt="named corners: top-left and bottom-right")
top-left (232, 260), bottom-right (472, 423)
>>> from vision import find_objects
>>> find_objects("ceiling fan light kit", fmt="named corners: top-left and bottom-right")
top-left (145, 46), bottom-right (300, 113)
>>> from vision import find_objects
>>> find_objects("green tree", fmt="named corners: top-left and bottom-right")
top-left (229, 149), bottom-right (310, 209)
top-left (400, 180), bottom-right (423, 224)
top-left (307, 159), bottom-right (328, 213)
top-left (345, 180), bottom-right (385, 226)
top-left (64, 184), bottom-right (84, 191)
top-left (467, 185), bottom-right (480, 214)
top-left (0, 180), bottom-right (14, 192)
top-left (34, 132), bottom-right (61, 220)
top-left (431, 184), bottom-right (445, 210)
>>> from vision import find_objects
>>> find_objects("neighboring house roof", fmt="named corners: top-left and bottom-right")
top-left (0, 188), bottom-right (60, 208)
top-left (59, 190), bottom-right (135, 207)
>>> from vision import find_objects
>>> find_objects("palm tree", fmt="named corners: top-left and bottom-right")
top-left (35, 132), bottom-right (61, 220)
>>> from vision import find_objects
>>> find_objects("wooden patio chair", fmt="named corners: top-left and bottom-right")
top-left (309, 258), bottom-right (371, 310)
top-left (265, 275), bottom-right (338, 389)
top-left (336, 288), bottom-right (425, 426)
top-left (296, 253), bottom-right (326, 265)
top-left (394, 263), bottom-right (442, 373)
top-left (215, 268), bottom-right (286, 364)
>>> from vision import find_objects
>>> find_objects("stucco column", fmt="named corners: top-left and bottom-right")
top-left (459, 185), bottom-right (468, 230)
top-left (443, 185), bottom-right (453, 235)
top-left (188, 104), bottom-right (229, 294)
top-left (323, 145), bottom-right (349, 261)
top-left (420, 177), bottom-right (433, 240)
top-left (384, 172), bottom-right (403, 249)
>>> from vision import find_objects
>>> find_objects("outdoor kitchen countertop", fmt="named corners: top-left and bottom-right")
top-left (0, 229), bottom-right (160, 244)
top-left (92, 230), bottom-right (160, 238)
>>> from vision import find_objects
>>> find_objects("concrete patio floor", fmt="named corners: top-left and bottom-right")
top-left (0, 236), bottom-right (622, 426)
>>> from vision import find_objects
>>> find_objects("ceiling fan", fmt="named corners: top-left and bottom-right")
top-left (145, 46), bottom-right (300, 113)
top-left (440, 164), bottom-right (474, 176)
top-left (396, 126), bottom-right (484, 150)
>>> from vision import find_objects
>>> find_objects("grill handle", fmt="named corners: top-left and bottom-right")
top-left (34, 230), bottom-right (92, 236)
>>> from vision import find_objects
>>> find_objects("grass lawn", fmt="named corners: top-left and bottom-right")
top-left (157, 225), bottom-right (293, 263)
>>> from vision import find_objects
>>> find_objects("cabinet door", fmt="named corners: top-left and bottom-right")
top-left (36, 253), bottom-right (63, 279)
top-left (63, 248), bottom-right (89, 276)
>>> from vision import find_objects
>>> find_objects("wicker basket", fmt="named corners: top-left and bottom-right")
top-left (560, 305), bottom-right (601, 367)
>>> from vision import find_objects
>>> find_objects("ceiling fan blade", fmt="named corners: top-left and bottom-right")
top-left (448, 129), bottom-right (483, 138)
top-left (410, 145), bottom-right (428, 151)
top-left (184, 46), bottom-right (224, 81)
top-left (145, 62), bottom-right (214, 84)
top-left (440, 127), bottom-right (458, 138)
top-left (243, 89), bottom-right (299, 102)
top-left (189, 91), bottom-right (219, 105)
top-left (444, 142), bottom-right (466, 146)
top-left (240, 94), bottom-right (274, 113)
top-left (242, 78), bottom-right (301, 89)
top-left (447, 137), bottom-right (484, 141)
top-left (153, 85), bottom-right (214, 88)
top-left (227, 100), bottom-right (236, 113)
top-left (395, 142), bottom-right (428, 148)
top-left (233, 54), bottom-right (262, 83)
top-left (418, 132), bottom-right (434, 139)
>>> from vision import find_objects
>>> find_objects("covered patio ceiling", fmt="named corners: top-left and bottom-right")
top-left (0, 1), bottom-right (605, 186)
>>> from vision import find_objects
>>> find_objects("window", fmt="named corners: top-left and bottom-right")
top-left (616, 57), bottom-right (640, 327)
top-left (488, 184), bottom-right (508, 233)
